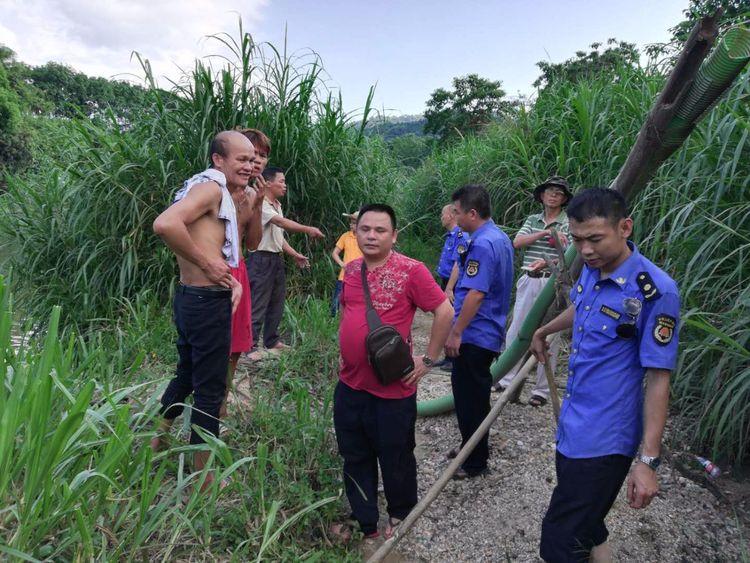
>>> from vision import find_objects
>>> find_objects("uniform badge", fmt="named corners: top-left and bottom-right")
top-left (615, 277), bottom-right (626, 285)
top-left (653, 315), bottom-right (675, 345)
top-left (577, 284), bottom-right (583, 293)
top-left (637, 272), bottom-right (661, 301)
top-left (457, 245), bottom-right (467, 254)
top-left (466, 260), bottom-right (479, 277)
top-left (623, 298), bottom-right (643, 318)
top-left (616, 298), bottom-right (642, 339)
top-left (600, 305), bottom-right (621, 320)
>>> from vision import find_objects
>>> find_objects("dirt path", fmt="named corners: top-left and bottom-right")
top-left (380, 311), bottom-right (749, 562)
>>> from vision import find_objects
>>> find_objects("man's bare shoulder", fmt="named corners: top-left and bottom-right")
top-left (180, 180), bottom-right (222, 202)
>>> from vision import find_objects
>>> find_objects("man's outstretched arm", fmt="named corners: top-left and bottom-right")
top-left (269, 215), bottom-right (324, 238)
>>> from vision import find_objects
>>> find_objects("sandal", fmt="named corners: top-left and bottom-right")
top-left (528, 395), bottom-right (548, 408)
top-left (492, 382), bottom-right (507, 393)
top-left (328, 521), bottom-right (355, 544)
top-left (384, 516), bottom-right (402, 540)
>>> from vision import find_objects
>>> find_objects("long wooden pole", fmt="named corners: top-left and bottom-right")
top-left (366, 354), bottom-right (538, 563)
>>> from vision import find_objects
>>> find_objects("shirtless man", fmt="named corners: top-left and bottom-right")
top-left (150, 130), bottom-right (253, 488)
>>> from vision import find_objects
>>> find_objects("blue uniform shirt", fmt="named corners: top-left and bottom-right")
top-left (557, 242), bottom-right (680, 459)
top-left (453, 220), bottom-right (514, 353)
top-left (436, 226), bottom-right (465, 279)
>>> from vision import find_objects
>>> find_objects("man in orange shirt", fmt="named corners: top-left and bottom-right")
top-left (330, 211), bottom-right (363, 315)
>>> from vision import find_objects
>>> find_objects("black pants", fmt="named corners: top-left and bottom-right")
top-left (439, 276), bottom-right (449, 290)
top-left (247, 251), bottom-right (286, 348)
top-left (159, 284), bottom-right (231, 444)
top-left (333, 382), bottom-right (418, 535)
top-left (451, 343), bottom-right (496, 474)
top-left (540, 451), bottom-right (632, 562)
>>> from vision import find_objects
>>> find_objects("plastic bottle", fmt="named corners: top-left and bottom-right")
top-left (695, 456), bottom-right (721, 479)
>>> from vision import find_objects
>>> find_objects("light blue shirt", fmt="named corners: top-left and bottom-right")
top-left (558, 242), bottom-right (680, 459)
top-left (453, 220), bottom-right (514, 353)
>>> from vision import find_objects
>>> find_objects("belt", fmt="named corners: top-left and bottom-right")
top-left (177, 283), bottom-right (231, 298)
top-left (526, 270), bottom-right (552, 279)
top-left (254, 250), bottom-right (283, 257)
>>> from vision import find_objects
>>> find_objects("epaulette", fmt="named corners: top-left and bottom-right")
top-left (636, 271), bottom-right (661, 301)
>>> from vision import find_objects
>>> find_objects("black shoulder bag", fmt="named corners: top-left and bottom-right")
top-left (361, 263), bottom-right (415, 385)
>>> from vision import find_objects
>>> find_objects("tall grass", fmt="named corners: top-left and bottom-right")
top-left (0, 23), bottom-right (400, 329)
top-left (403, 64), bottom-right (750, 464)
top-left (0, 276), bottom-right (351, 560)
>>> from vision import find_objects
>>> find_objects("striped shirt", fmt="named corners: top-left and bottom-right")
top-left (517, 211), bottom-right (570, 268)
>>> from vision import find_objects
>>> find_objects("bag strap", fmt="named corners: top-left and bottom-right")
top-left (361, 262), bottom-right (382, 331)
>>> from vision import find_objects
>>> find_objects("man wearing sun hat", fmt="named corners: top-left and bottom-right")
top-left (493, 175), bottom-right (572, 406)
top-left (330, 211), bottom-right (363, 315)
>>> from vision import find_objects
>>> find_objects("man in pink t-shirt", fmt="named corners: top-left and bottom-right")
top-left (331, 203), bottom-right (453, 541)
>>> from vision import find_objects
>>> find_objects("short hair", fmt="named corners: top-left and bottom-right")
top-left (209, 132), bottom-right (230, 163)
top-left (237, 127), bottom-right (271, 155)
top-left (566, 187), bottom-right (628, 225)
top-left (262, 166), bottom-right (284, 182)
top-left (356, 203), bottom-right (397, 230)
top-left (451, 184), bottom-right (491, 219)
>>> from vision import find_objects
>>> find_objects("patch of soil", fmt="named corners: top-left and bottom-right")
top-left (385, 311), bottom-right (750, 562)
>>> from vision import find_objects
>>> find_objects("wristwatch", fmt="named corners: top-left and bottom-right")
top-left (422, 355), bottom-right (435, 368)
top-left (637, 454), bottom-right (661, 471)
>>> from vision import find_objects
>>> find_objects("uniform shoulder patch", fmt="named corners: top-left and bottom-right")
top-left (466, 259), bottom-right (479, 277)
top-left (637, 271), bottom-right (661, 301)
top-left (653, 314), bottom-right (676, 346)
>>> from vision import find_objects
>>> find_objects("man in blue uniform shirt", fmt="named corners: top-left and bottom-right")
top-left (530, 188), bottom-right (680, 562)
top-left (436, 203), bottom-right (465, 291)
top-left (445, 184), bottom-right (514, 479)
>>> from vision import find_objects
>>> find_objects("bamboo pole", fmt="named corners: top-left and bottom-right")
top-left (366, 354), bottom-right (538, 563)
top-left (543, 360), bottom-right (561, 423)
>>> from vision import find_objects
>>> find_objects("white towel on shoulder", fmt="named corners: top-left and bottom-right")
top-left (173, 168), bottom-right (241, 268)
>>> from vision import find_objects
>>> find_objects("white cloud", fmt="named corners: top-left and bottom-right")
top-left (0, 0), bottom-right (269, 86)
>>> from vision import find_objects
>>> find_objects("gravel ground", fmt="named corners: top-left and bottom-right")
top-left (361, 311), bottom-right (749, 562)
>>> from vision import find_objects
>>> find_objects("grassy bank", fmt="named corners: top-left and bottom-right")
top-left (0, 278), bottom-right (354, 560)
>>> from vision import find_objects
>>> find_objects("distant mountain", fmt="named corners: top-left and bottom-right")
top-left (365, 114), bottom-right (428, 140)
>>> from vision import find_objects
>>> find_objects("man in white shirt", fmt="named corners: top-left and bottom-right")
top-left (246, 167), bottom-right (324, 357)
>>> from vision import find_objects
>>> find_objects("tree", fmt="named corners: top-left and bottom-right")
top-left (534, 39), bottom-right (640, 90)
top-left (424, 74), bottom-right (513, 142)
top-left (388, 134), bottom-right (433, 168)
top-left (670, 0), bottom-right (748, 43)
top-left (0, 54), bottom-right (30, 183)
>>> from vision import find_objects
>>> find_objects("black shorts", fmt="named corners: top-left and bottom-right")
top-left (540, 451), bottom-right (632, 562)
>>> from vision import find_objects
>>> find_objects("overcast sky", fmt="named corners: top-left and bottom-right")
top-left (1, 0), bottom-right (690, 115)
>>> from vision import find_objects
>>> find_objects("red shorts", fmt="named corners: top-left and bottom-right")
top-left (230, 260), bottom-right (253, 354)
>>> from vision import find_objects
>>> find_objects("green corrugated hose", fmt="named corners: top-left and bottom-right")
top-left (417, 27), bottom-right (750, 417)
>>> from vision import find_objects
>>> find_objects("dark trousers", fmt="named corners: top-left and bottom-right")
top-left (247, 251), bottom-right (286, 348)
top-left (540, 452), bottom-right (632, 562)
top-left (333, 382), bottom-right (418, 535)
top-left (451, 343), bottom-right (496, 474)
top-left (159, 285), bottom-right (231, 444)
top-left (330, 280), bottom-right (343, 316)
top-left (439, 276), bottom-right (449, 290)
